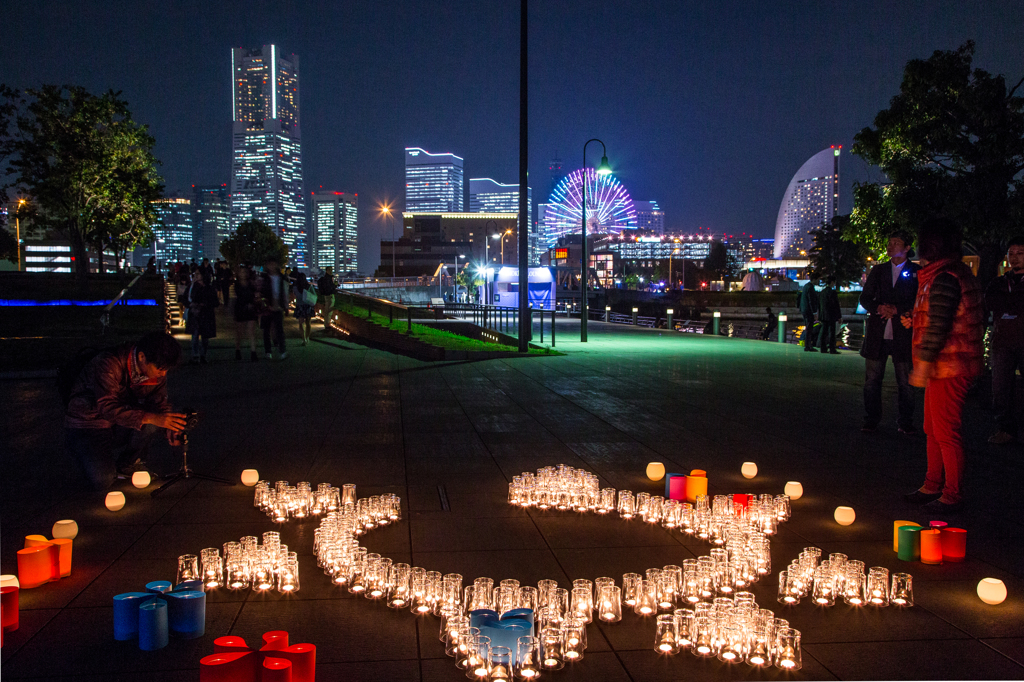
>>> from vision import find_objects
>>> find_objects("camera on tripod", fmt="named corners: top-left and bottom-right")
top-left (180, 408), bottom-right (200, 433)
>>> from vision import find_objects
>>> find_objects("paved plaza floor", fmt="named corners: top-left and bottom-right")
top-left (2, 313), bottom-right (1023, 680)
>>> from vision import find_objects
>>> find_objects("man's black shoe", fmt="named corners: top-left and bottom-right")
top-left (904, 490), bottom-right (942, 505)
top-left (924, 498), bottom-right (964, 513)
top-left (116, 459), bottom-right (149, 478)
top-left (829, 350), bottom-right (841, 354)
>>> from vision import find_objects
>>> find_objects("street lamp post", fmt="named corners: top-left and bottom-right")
top-left (455, 253), bottom-right (464, 302)
top-left (668, 246), bottom-right (680, 290)
top-left (581, 139), bottom-right (612, 342)
top-left (15, 198), bottom-right (25, 271)
top-left (380, 204), bottom-right (394, 284)
top-left (499, 228), bottom-right (512, 264)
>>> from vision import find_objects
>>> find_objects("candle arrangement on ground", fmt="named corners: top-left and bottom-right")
top-left (113, 580), bottom-right (206, 650)
top-left (199, 630), bottom-right (316, 682)
top-left (185, 532), bottom-right (301, 593)
top-left (776, 550), bottom-right (914, 607)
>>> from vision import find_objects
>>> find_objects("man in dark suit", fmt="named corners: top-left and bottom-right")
top-left (859, 233), bottom-right (920, 433)
top-left (799, 277), bottom-right (819, 351)
top-left (985, 236), bottom-right (1024, 444)
top-left (818, 277), bottom-right (842, 353)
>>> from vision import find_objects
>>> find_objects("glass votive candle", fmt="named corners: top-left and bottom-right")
top-left (655, 613), bottom-right (680, 654)
top-left (674, 608), bottom-right (693, 649)
top-left (563, 623), bottom-right (585, 661)
top-left (385, 561), bottom-right (409, 606)
top-left (843, 566), bottom-right (866, 606)
top-left (537, 579), bottom-right (557, 608)
top-left (774, 627), bottom-right (802, 670)
top-left (517, 586), bottom-right (538, 611)
top-left (496, 586), bottom-right (516, 615)
top-left (176, 554), bottom-right (199, 585)
top-left (487, 645), bottom-right (512, 681)
top-left (341, 483), bottom-right (357, 506)
top-left (200, 548), bottom-right (223, 589)
top-left (622, 573), bottom-right (642, 606)
top-left (777, 570), bottom-right (798, 605)
top-left (539, 627), bottom-right (564, 670)
top-left (516, 636), bottom-right (541, 679)
top-left (598, 585), bottom-right (622, 622)
top-left (467, 635), bottom-right (491, 680)
top-left (634, 579), bottom-right (658, 616)
top-left (717, 623), bottom-right (744, 663)
top-left (455, 626), bottom-right (479, 669)
top-left (812, 567), bottom-right (835, 606)
top-left (473, 577), bottom-right (495, 611)
top-left (617, 490), bottom-right (635, 519)
top-left (690, 614), bottom-right (714, 656)
top-left (890, 572), bottom-right (914, 607)
top-left (867, 567), bottom-right (890, 606)
top-left (570, 587), bottom-right (593, 623)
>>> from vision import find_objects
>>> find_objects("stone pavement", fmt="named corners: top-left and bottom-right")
top-left (2, 311), bottom-right (1023, 680)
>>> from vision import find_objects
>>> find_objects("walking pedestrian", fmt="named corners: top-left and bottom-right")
top-left (292, 272), bottom-right (315, 345)
top-left (186, 271), bottom-right (219, 364)
top-left (259, 257), bottom-right (288, 360)
top-left (318, 267), bottom-right (337, 330)
top-left (903, 218), bottom-right (983, 511)
top-left (215, 260), bottom-right (233, 305)
top-left (799, 277), bottom-right (819, 351)
top-left (233, 265), bottom-right (259, 362)
top-left (859, 234), bottom-right (920, 432)
top-left (818, 277), bottom-right (842, 354)
top-left (984, 237), bottom-right (1024, 444)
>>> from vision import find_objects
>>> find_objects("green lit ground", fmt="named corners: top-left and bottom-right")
top-left (1, 314), bottom-right (1022, 680)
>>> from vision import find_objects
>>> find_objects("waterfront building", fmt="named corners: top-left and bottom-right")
top-left (633, 200), bottom-right (665, 235)
top-left (773, 147), bottom-right (840, 258)
top-left (229, 45), bottom-right (306, 266)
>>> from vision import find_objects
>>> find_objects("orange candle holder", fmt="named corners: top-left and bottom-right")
top-left (940, 527), bottom-right (967, 562)
top-left (920, 529), bottom-right (943, 564)
top-left (684, 470), bottom-right (708, 504)
top-left (16, 543), bottom-right (60, 589)
top-left (1, 586), bottom-right (18, 633)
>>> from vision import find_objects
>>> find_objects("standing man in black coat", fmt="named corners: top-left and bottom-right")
top-left (984, 237), bottom-right (1024, 444)
top-left (858, 233), bottom-right (920, 433)
top-left (818, 277), bottom-right (842, 354)
top-left (799, 277), bottom-right (819, 351)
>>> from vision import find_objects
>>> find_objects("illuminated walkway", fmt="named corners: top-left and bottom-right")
top-left (1, 317), bottom-right (1022, 680)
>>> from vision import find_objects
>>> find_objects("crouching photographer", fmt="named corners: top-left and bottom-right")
top-left (63, 331), bottom-right (188, 490)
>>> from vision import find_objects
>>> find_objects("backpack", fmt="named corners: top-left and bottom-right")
top-left (56, 346), bottom-right (115, 407)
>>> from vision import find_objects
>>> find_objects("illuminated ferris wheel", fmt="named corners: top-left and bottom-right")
top-left (544, 169), bottom-right (637, 244)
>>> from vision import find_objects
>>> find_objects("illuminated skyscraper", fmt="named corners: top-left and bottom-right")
top-left (151, 198), bottom-right (194, 267)
top-left (193, 184), bottom-right (229, 261)
top-left (633, 200), bottom-right (665, 235)
top-left (229, 45), bottom-right (306, 267)
top-left (469, 178), bottom-right (531, 215)
top-left (312, 192), bottom-right (358, 274)
top-left (773, 147), bottom-right (840, 258)
top-left (405, 148), bottom-right (463, 212)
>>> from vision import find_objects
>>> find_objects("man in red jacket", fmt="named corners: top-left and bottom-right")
top-left (65, 331), bottom-right (187, 490)
top-left (903, 218), bottom-right (983, 511)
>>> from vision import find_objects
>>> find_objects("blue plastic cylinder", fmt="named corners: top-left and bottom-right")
top-left (165, 589), bottom-right (206, 639)
top-left (112, 592), bottom-right (150, 640)
top-left (138, 599), bottom-right (169, 651)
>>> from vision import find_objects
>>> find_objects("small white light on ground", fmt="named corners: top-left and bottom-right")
top-left (105, 491), bottom-right (126, 511)
top-left (241, 469), bottom-right (260, 486)
top-left (52, 519), bottom-right (79, 540)
top-left (977, 578), bottom-right (1007, 605)
top-left (646, 462), bottom-right (666, 481)
top-left (834, 506), bottom-right (856, 526)
top-left (784, 481), bottom-right (803, 499)
top-left (741, 462), bottom-right (758, 479)
top-left (132, 471), bottom-right (151, 488)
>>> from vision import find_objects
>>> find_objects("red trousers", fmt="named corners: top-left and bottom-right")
top-left (921, 375), bottom-right (972, 503)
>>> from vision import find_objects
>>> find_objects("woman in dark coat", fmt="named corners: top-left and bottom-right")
top-left (186, 271), bottom-right (219, 364)
top-left (292, 271), bottom-right (315, 345)
top-left (233, 265), bottom-right (259, 362)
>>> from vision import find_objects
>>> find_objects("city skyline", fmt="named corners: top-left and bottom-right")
top-left (1, 1), bottom-right (1021, 271)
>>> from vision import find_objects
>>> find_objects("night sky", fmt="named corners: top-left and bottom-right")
top-left (3, 0), bottom-right (1021, 269)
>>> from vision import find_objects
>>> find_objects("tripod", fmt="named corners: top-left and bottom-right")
top-left (151, 433), bottom-right (233, 496)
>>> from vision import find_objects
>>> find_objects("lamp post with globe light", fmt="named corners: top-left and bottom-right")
top-left (380, 204), bottom-right (394, 283)
top-left (581, 140), bottom-right (612, 342)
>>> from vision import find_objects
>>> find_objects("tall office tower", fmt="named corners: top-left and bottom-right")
top-left (193, 185), bottom-right (230, 262)
top-left (229, 45), bottom-right (306, 267)
top-left (469, 178), bottom-right (532, 215)
top-left (774, 147), bottom-right (840, 258)
top-left (311, 191), bottom-right (358, 274)
top-left (536, 202), bottom-right (553, 247)
top-left (405, 147), bottom-right (464, 212)
top-left (151, 198), bottom-right (194, 267)
top-left (633, 200), bottom-right (665, 235)
top-left (548, 154), bottom-right (565, 199)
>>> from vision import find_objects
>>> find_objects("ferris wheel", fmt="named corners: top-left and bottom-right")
top-left (544, 169), bottom-right (637, 244)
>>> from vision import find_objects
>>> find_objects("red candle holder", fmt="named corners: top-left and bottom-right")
top-left (940, 527), bottom-right (966, 562)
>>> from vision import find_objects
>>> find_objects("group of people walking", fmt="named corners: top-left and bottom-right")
top-left (167, 258), bottom-right (339, 364)
top-left (798, 277), bottom-right (843, 353)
